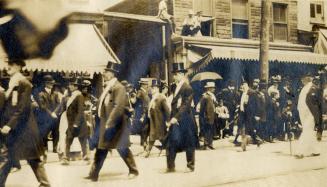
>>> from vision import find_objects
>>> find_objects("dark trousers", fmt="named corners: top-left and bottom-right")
top-left (140, 119), bottom-right (149, 148)
top-left (63, 136), bottom-right (89, 160)
top-left (50, 121), bottom-right (59, 152)
top-left (89, 148), bottom-right (138, 178)
top-left (0, 157), bottom-right (50, 187)
top-left (166, 147), bottom-right (195, 170)
top-left (203, 123), bottom-right (214, 147)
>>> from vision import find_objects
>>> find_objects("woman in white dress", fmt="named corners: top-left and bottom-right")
top-left (295, 77), bottom-right (320, 158)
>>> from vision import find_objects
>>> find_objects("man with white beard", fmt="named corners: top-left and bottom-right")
top-left (295, 75), bottom-right (321, 159)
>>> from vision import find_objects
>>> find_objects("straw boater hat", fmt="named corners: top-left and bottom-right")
top-left (139, 78), bottom-right (148, 85)
top-left (172, 63), bottom-right (187, 73)
top-left (253, 78), bottom-right (260, 84)
top-left (188, 10), bottom-right (195, 15)
top-left (204, 82), bottom-right (215, 88)
top-left (81, 79), bottom-right (92, 87)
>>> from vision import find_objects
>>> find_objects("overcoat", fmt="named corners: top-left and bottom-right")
top-left (97, 80), bottom-right (130, 149)
top-left (65, 90), bottom-right (88, 138)
top-left (166, 81), bottom-right (198, 151)
top-left (148, 93), bottom-right (170, 141)
top-left (1, 74), bottom-right (43, 160)
top-left (306, 84), bottom-right (322, 128)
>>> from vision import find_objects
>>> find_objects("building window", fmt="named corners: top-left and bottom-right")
top-left (273, 3), bottom-right (288, 41)
top-left (193, 0), bottom-right (213, 16)
top-left (310, 2), bottom-right (324, 24)
top-left (232, 0), bottom-right (249, 39)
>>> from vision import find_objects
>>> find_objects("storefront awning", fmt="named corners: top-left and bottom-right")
top-left (188, 44), bottom-right (327, 66)
top-left (1, 23), bottom-right (120, 74)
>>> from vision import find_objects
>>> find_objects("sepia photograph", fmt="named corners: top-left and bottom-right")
top-left (0, 0), bottom-right (326, 186)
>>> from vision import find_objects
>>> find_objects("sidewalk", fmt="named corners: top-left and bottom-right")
top-left (6, 135), bottom-right (327, 187)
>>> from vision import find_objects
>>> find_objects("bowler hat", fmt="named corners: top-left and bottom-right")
top-left (105, 61), bottom-right (120, 73)
top-left (6, 59), bottom-right (26, 67)
top-left (172, 63), bottom-right (187, 73)
top-left (43, 75), bottom-right (55, 84)
top-left (151, 79), bottom-right (160, 87)
top-left (68, 77), bottom-right (79, 85)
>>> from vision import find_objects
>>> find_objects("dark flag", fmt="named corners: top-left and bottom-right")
top-left (0, 0), bottom-right (71, 60)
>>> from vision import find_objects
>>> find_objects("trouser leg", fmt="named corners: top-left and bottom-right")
top-left (145, 140), bottom-right (155, 154)
top-left (166, 147), bottom-right (176, 170)
top-left (89, 149), bottom-right (108, 178)
top-left (117, 148), bottom-right (138, 175)
top-left (186, 148), bottom-right (195, 171)
top-left (0, 156), bottom-right (12, 187)
top-left (28, 159), bottom-right (51, 187)
top-left (52, 122), bottom-right (59, 152)
top-left (78, 137), bottom-right (90, 160)
top-left (63, 136), bottom-right (74, 160)
top-left (11, 158), bottom-right (21, 169)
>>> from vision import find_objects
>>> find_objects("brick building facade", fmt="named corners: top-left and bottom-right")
top-left (109, 0), bottom-right (299, 43)
top-left (171, 0), bottom-right (298, 43)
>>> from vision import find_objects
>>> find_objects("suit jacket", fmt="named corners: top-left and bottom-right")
top-left (244, 89), bottom-right (262, 128)
top-left (0, 87), bottom-right (5, 113)
top-left (38, 89), bottom-right (61, 116)
top-left (97, 80), bottom-right (129, 149)
top-left (306, 84), bottom-right (322, 126)
top-left (199, 92), bottom-right (216, 125)
top-left (167, 80), bottom-right (198, 151)
top-left (135, 88), bottom-right (150, 120)
top-left (36, 89), bottom-right (61, 137)
top-left (220, 88), bottom-right (240, 118)
top-left (149, 93), bottom-right (170, 141)
top-left (1, 73), bottom-right (43, 160)
top-left (65, 90), bottom-right (87, 138)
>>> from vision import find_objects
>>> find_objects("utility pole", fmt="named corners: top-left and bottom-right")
top-left (259, 0), bottom-right (271, 84)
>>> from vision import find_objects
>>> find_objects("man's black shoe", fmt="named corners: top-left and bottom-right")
top-left (165, 168), bottom-right (176, 173)
top-left (84, 175), bottom-right (98, 182)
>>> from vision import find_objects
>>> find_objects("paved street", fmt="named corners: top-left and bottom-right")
top-left (6, 135), bottom-right (327, 187)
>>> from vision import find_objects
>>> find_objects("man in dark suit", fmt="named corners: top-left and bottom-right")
top-left (199, 82), bottom-right (217, 150)
top-left (0, 59), bottom-right (50, 187)
top-left (61, 78), bottom-right (89, 165)
top-left (85, 62), bottom-right (138, 182)
top-left (242, 79), bottom-right (262, 151)
top-left (220, 80), bottom-right (239, 136)
top-left (37, 75), bottom-right (61, 154)
top-left (135, 79), bottom-right (150, 150)
top-left (145, 80), bottom-right (170, 158)
top-left (165, 63), bottom-right (198, 172)
top-left (306, 76), bottom-right (323, 141)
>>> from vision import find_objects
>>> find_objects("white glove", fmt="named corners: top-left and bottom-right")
top-left (1, 126), bottom-right (11, 135)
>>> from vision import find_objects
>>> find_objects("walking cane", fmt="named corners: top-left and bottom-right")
top-left (288, 122), bottom-right (292, 156)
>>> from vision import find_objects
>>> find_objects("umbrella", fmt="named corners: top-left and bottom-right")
top-left (191, 72), bottom-right (223, 82)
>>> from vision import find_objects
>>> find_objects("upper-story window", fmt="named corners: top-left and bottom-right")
top-left (273, 3), bottom-right (288, 41)
top-left (193, 0), bottom-right (214, 36)
top-left (193, 0), bottom-right (213, 16)
top-left (310, 1), bottom-right (324, 24)
top-left (232, 0), bottom-right (249, 39)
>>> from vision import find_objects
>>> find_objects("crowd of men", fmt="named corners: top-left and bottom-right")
top-left (0, 58), bottom-right (326, 186)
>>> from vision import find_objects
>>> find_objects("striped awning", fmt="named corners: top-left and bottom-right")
top-left (0, 23), bottom-right (120, 74)
top-left (189, 45), bottom-right (327, 65)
